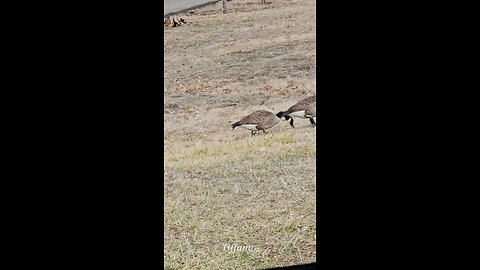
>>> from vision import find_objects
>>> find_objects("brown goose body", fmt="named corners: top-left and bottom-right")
top-left (231, 110), bottom-right (283, 135)
top-left (282, 95), bottom-right (316, 127)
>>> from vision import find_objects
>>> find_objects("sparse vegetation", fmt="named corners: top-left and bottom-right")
top-left (164, 0), bottom-right (316, 269)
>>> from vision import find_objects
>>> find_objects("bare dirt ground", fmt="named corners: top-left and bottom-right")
top-left (164, 0), bottom-right (316, 269)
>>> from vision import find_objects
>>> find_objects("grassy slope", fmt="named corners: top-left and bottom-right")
top-left (164, 0), bottom-right (316, 269)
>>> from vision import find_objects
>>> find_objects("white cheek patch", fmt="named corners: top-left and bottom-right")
top-left (288, 110), bottom-right (307, 118)
top-left (240, 124), bottom-right (259, 131)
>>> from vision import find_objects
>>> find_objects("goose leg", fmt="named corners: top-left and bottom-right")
top-left (289, 118), bottom-right (295, 128)
top-left (310, 118), bottom-right (316, 126)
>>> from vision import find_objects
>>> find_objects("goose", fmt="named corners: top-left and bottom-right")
top-left (281, 95), bottom-right (316, 128)
top-left (231, 110), bottom-right (284, 135)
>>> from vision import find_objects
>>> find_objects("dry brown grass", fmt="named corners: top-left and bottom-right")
top-left (164, 0), bottom-right (316, 269)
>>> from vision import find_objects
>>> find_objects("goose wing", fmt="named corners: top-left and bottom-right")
top-left (238, 110), bottom-right (273, 125)
top-left (286, 96), bottom-right (316, 113)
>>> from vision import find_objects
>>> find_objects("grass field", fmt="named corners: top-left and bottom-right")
top-left (164, 0), bottom-right (316, 268)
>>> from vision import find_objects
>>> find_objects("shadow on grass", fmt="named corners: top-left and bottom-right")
top-left (263, 262), bottom-right (317, 270)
